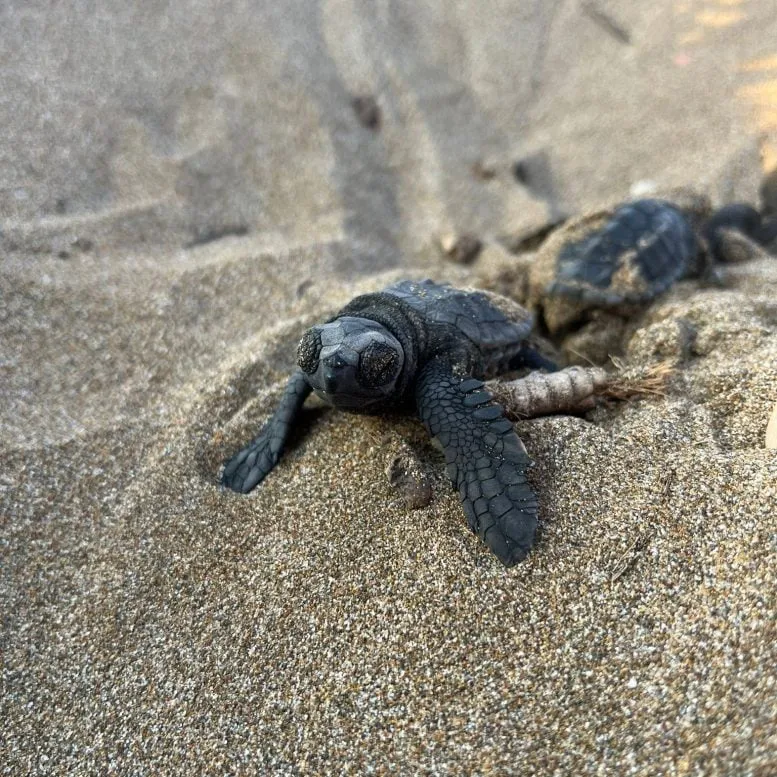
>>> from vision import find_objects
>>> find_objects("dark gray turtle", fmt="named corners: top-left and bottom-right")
top-left (526, 192), bottom-right (776, 335)
top-left (222, 279), bottom-right (553, 566)
top-left (527, 196), bottom-right (712, 333)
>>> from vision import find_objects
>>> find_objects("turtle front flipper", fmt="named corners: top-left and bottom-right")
top-left (415, 360), bottom-right (538, 566)
top-left (222, 370), bottom-right (312, 493)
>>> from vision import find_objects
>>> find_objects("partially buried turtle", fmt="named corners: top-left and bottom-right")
top-left (222, 279), bottom-right (555, 566)
top-left (527, 193), bottom-right (776, 334)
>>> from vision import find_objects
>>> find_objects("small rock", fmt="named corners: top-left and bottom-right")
top-left (351, 96), bottom-right (381, 130)
top-left (512, 159), bottom-right (532, 186)
top-left (472, 159), bottom-right (497, 181)
top-left (630, 180), bottom-right (659, 198)
top-left (766, 403), bottom-right (777, 449)
top-left (386, 445), bottom-right (433, 510)
top-left (439, 232), bottom-right (483, 265)
top-left (296, 279), bottom-right (313, 298)
top-left (511, 151), bottom-right (558, 206)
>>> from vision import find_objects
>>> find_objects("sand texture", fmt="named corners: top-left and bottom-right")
top-left (3, 2), bottom-right (777, 774)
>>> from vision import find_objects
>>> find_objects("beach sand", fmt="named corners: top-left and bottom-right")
top-left (2, 2), bottom-right (777, 774)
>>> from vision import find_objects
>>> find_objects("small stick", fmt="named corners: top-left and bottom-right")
top-left (609, 533), bottom-right (648, 584)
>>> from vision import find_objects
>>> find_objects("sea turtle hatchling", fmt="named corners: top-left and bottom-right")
top-left (527, 193), bottom-right (775, 334)
top-left (222, 279), bottom-right (555, 566)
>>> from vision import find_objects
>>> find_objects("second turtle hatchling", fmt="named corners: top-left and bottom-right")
top-left (527, 193), bottom-right (774, 334)
top-left (222, 279), bottom-right (555, 566)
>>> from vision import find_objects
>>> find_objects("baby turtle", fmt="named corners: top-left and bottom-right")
top-left (527, 195), bottom-right (712, 333)
top-left (222, 279), bottom-right (553, 566)
top-left (527, 193), bottom-right (775, 334)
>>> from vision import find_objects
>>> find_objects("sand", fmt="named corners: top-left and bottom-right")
top-left (2, 2), bottom-right (777, 775)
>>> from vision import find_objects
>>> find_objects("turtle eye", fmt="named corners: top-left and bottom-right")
top-left (297, 328), bottom-right (322, 374)
top-left (358, 340), bottom-right (400, 389)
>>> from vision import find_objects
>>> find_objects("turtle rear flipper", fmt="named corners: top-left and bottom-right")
top-left (222, 370), bottom-right (311, 493)
top-left (702, 204), bottom-right (764, 264)
top-left (755, 217), bottom-right (777, 249)
top-left (415, 360), bottom-right (538, 566)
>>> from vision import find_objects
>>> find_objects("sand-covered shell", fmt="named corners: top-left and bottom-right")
top-left (528, 198), bottom-right (701, 333)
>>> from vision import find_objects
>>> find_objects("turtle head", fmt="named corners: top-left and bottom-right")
top-left (297, 317), bottom-right (404, 410)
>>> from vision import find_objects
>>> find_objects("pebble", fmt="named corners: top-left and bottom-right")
top-left (438, 232), bottom-right (483, 265)
top-left (385, 444), bottom-right (433, 510)
top-left (351, 95), bottom-right (381, 130)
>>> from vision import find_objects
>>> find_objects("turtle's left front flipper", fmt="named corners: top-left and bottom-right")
top-left (415, 360), bottom-right (538, 566)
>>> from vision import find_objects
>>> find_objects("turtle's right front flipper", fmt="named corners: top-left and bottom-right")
top-left (222, 370), bottom-right (312, 494)
top-left (415, 360), bottom-right (538, 566)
